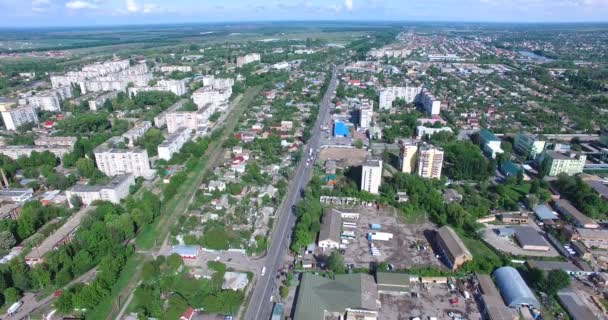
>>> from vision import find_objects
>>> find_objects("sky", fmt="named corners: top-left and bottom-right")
top-left (0, 0), bottom-right (607, 27)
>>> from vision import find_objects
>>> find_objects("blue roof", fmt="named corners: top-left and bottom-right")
top-left (494, 266), bottom-right (540, 309)
top-left (534, 204), bottom-right (558, 220)
top-left (500, 161), bottom-right (522, 177)
top-left (171, 245), bottom-right (200, 256)
top-left (333, 121), bottom-right (349, 137)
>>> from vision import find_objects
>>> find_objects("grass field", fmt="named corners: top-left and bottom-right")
top-left (462, 236), bottom-right (501, 260)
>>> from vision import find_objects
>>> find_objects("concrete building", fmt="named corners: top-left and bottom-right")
top-left (378, 86), bottom-right (421, 110)
top-left (494, 267), bottom-right (540, 309)
top-left (479, 129), bottom-right (504, 159)
top-left (553, 199), bottom-right (599, 229)
top-left (88, 90), bottom-right (119, 111)
top-left (34, 136), bottom-right (77, 148)
top-left (435, 226), bottom-right (472, 271)
top-left (27, 92), bottom-right (61, 112)
top-left (417, 144), bottom-right (443, 179)
top-left (293, 273), bottom-right (378, 320)
top-left (166, 106), bottom-right (213, 134)
top-left (160, 65), bottom-right (192, 73)
top-left (571, 228), bottom-right (608, 249)
top-left (192, 85), bottom-right (231, 109)
top-left (476, 274), bottom-right (519, 320)
top-left (66, 174), bottom-right (135, 207)
top-left (158, 127), bottom-right (193, 161)
top-left (202, 76), bottom-right (234, 90)
top-left (153, 100), bottom-right (183, 128)
top-left (541, 151), bottom-right (586, 176)
top-left (128, 79), bottom-right (188, 97)
top-left (415, 126), bottom-right (453, 139)
top-left (122, 121), bottom-right (152, 147)
top-left (0, 101), bottom-right (38, 131)
top-left (398, 139), bottom-right (418, 174)
top-left (514, 227), bottom-right (550, 251)
top-left (236, 53), bottom-right (261, 67)
top-left (358, 105), bottom-right (372, 129)
top-left (0, 145), bottom-right (72, 160)
top-left (94, 145), bottom-right (154, 179)
top-left (376, 272), bottom-right (414, 295)
top-left (361, 159), bottom-right (382, 194)
top-left (317, 209), bottom-right (341, 250)
top-left (514, 132), bottom-right (546, 160)
top-left (557, 288), bottom-right (599, 320)
top-left (0, 188), bottom-right (33, 203)
top-left (415, 88), bottom-right (441, 115)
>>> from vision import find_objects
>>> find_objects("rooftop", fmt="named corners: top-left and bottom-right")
top-left (479, 129), bottom-right (500, 142)
top-left (514, 227), bottom-right (550, 248)
top-left (318, 209), bottom-right (341, 244)
top-left (436, 225), bottom-right (471, 259)
top-left (527, 260), bottom-right (581, 273)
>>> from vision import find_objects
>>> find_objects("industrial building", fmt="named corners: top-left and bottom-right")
top-left (540, 151), bottom-right (586, 176)
top-left (317, 209), bottom-right (341, 249)
top-left (493, 266), bottom-right (540, 309)
top-left (434, 226), bottom-right (472, 271)
top-left (557, 289), bottom-right (599, 320)
top-left (293, 273), bottom-right (378, 320)
top-left (514, 132), bottom-right (546, 160)
top-left (553, 199), bottom-right (599, 229)
top-left (375, 272), bottom-right (414, 295)
top-left (571, 228), bottom-right (608, 249)
top-left (476, 274), bottom-right (519, 320)
top-left (361, 159), bottom-right (382, 194)
top-left (513, 227), bottom-right (550, 251)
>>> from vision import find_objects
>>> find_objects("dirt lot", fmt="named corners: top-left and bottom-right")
top-left (379, 282), bottom-right (482, 320)
top-left (333, 206), bottom-right (443, 269)
top-left (319, 147), bottom-right (369, 167)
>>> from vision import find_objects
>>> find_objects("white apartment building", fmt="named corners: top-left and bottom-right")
top-left (66, 174), bottom-right (135, 208)
top-left (415, 88), bottom-right (441, 116)
top-left (0, 101), bottom-right (38, 131)
top-left (128, 79), bottom-right (188, 97)
top-left (192, 86), bottom-right (231, 109)
top-left (202, 76), bottom-right (234, 89)
top-left (94, 146), bottom-right (154, 179)
top-left (379, 86), bottom-right (422, 109)
top-left (160, 65), bottom-right (192, 73)
top-left (122, 121), bottom-right (152, 147)
top-left (34, 136), bottom-right (77, 148)
top-left (27, 94), bottom-right (60, 112)
top-left (153, 100), bottom-right (183, 128)
top-left (361, 159), bottom-right (383, 194)
top-left (416, 126), bottom-right (453, 139)
top-left (236, 53), bottom-right (261, 67)
top-left (399, 139), bottom-right (418, 174)
top-left (0, 145), bottom-right (72, 160)
top-left (417, 144), bottom-right (444, 179)
top-left (166, 106), bottom-right (213, 134)
top-left (158, 127), bottom-right (193, 160)
top-left (359, 105), bottom-right (372, 129)
top-left (51, 59), bottom-right (131, 88)
top-left (88, 91), bottom-right (119, 111)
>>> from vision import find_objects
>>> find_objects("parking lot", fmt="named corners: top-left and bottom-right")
top-left (378, 282), bottom-right (482, 320)
top-left (338, 206), bottom-right (443, 269)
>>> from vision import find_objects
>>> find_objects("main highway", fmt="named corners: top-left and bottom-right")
top-left (243, 66), bottom-right (340, 320)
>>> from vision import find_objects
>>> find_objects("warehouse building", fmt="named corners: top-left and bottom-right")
top-left (494, 266), bottom-right (540, 309)
top-left (553, 199), bottom-right (599, 229)
top-left (375, 272), bottom-right (414, 295)
top-left (557, 288), bottom-right (599, 320)
top-left (514, 227), bottom-right (550, 251)
top-left (434, 226), bottom-right (473, 271)
top-left (317, 209), bottom-right (341, 250)
top-left (476, 274), bottom-right (519, 320)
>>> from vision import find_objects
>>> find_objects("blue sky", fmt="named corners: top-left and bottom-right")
top-left (0, 0), bottom-right (607, 27)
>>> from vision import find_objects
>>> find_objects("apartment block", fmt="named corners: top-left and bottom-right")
top-left (66, 174), bottom-right (135, 207)
top-left (192, 85), bottom-right (231, 109)
top-left (122, 121), bottom-right (152, 147)
top-left (202, 76), bottom-right (234, 90)
top-left (361, 159), bottom-right (383, 194)
top-left (236, 53), bottom-right (261, 67)
top-left (514, 132), bottom-right (546, 160)
top-left (0, 145), bottom-right (72, 160)
top-left (378, 86), bottom-right (421, 109)
top-left (415, 88), bottom-right (441, 116)
top-left (417, 144), bottom-right (444, 179)
top-left (416, 126), bottom-right (453, 139)
top-left (158, 127), bottom-right (193, 160)
top-left (399, 139), bottom-right (418, 174)
top-left (541, 151), bottom-right (586, 176)
top-left (27, 92), bottom-right (61, 112)
top-left (88, 91), bottom-right (119, 111)
top-left (94, 145), bottom-right (154, 179)
top-left (359, 104), bottom-right (372, 129)
top-left (166, 106), bottom-right (213, 134)
top-left (128, 79), bottom-right (188, 97)
top-left (160, 65), bottom-right (192, 73)
top-left (0, 101), bottom-right (39, 131)
top-left (34, 136), bottom-right (77, 148)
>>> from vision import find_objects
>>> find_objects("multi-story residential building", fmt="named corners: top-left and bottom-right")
top-left (94, 145), bottom-right (154, 179)
top-left (514, 132), bottom-right (546, 160)
top-left (158, 127), bottom-right (193, 160)
top-left (202, 76), bottom-right (234, 89)
top-left (417, 144), bottom-right (444, 179)
top-left (128, 79), bottom-right (188, 97)
top-left (236, 53), bottom-right (261, 67)
top-left (359, 105), bottom-right (372, 129)
top-left (153, 100), bottom-right (183, 128)
top-left (0, 145), bottom-right (72, 160)
top-left (399, 139), bottom-right (418, 174)
top-left (166, 106), bottom-right (213, 134)
top-left (435, 226), bottom-right (472, 271)
top-left (415, 88), bottom-right (441, 116)
top-left (50, 59), bottom-right (132, 88)
top-left (27, 92), bottom-right (61, 112)
top-left (378, 86), bottom-right (421, 109)
top-left (122, 121), bottom-right (152, 147)
top-left (0, 100), bottom-right (38, 131)
top-left (479, 129), bottom-right (504, 159)
top-left (88, 90), bottom-right (119, 111)
top-left (192, 86), bottom-right (231, 109)
top-left (34, 136), bottom-right (77, 148)
top-left (361, 159), bottom-right (382, 194)
top-left (541, 151), bottom-right (586, 176)
top-left (66, 174), bottom-right (135, 208)
top-left (160, 65), bottom-right (192, 73)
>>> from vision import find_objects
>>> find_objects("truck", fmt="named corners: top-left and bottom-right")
top-left (370, 223), bottom-right (382, 230)
top-left (367, 232), bottom-right (394, 241)
top-left (8, 301), bottom-right (23, 314)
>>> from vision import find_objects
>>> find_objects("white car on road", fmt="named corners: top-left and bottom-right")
top-left (261, 266), bottom-right (266, 276)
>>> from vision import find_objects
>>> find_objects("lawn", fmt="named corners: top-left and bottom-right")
top-left (461, 236), bottom-right (501, 260)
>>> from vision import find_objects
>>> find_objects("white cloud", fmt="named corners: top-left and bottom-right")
top-left (126, 0), bottom-right (139, 12)
top-left (65, 1), bottom-right (98, 9)
top-left (344, 0), bottom-right (354, 10)
top-left (142, 3), bottom-right (159, 13)
top-left (32, 0), bottom-right (50, 5)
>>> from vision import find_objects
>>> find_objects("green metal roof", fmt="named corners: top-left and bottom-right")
top-left (376, 272), bottom-right (412, 292)
top-left (479, 129), bottom-right (500, 142)
top-left (293, 273), bottom-right (378, 320)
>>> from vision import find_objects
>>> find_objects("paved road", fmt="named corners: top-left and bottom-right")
top-left (243, 66), bottom-right (340, 320)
